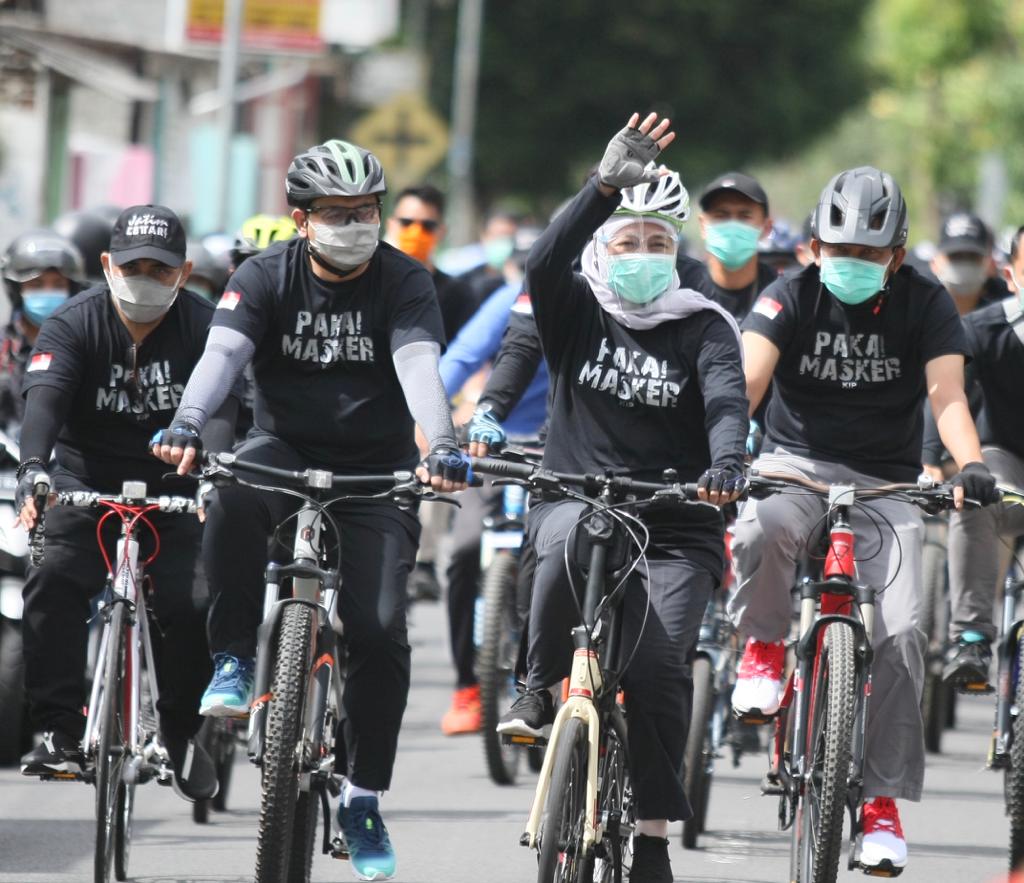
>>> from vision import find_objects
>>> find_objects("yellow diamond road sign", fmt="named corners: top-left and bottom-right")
top-left (350, 94), bottom-right (449, 187)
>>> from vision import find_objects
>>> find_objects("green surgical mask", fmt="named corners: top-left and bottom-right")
top-left (820, 255), bottom-right (890, 305)
top-left (606, 254), bottom-right (675, 304)
top-left (704, 220), bottom-right (761, 270)
top-left (484, 236), bottom-right (514, 270)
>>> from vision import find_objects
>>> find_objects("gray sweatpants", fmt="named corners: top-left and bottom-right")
top-left (947, 445), bottom-right (1024, 642)
top-left (728, 450), bottom-right (926, 801)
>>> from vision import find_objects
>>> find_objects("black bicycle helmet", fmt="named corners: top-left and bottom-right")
top-left (52, 209), bottom-right (115, 281)
top-left (285, 139), bottom-right (386, 208)
top-left (1, 229), bottom-right (84, 308)
top-left (812, 166), bottom-right (908, 249)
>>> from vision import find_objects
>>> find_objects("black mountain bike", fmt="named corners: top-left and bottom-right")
top-left (199, 451), bottom-right (453, 883)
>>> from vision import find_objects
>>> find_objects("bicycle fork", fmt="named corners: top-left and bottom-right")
top-left (522, 633), bottom-right (604, 853)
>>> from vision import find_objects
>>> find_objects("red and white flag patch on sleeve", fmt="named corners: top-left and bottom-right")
top-left (217, 290), bottom-right (242, 311)
top-left (752, 297), bottom-right (783, 320)
top-left (511, 292), bottom-right (533, 315)
top-left (27, 352), bottom-right (53, 372)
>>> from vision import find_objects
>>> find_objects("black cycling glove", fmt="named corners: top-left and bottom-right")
top-left (698, 468), bottom-right (747, 498)
top-left (15, 461), bottom-right (48, 515)
top-left (421, 446), bottom-right (472, 485)
top-left (951, 461), bottom-right (1001, 506)
top-left (150, 421), bottom-right (203, 457)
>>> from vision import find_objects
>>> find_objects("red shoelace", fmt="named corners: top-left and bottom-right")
top-left (862, 797), bottom-right (904, 839)
top-left (737, 639), bottom-right (785, 679)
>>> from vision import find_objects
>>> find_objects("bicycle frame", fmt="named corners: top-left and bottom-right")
top-left (521, 499), bottom-right (625, 856)
top-left (773, 485), bottom-right (875, 850)
top-left (82, 493), bottom-right (165, 784)
top-left (990, 576), bottom-right (1024, 769)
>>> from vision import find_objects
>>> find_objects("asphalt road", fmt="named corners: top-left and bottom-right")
top-left (0, 600), bottom-right (1013, 883)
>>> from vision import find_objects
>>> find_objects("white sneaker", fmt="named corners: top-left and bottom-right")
top-left (860, 797), bottom-right (907, 872)
top-left (731, 638), bottom-right (785, 717)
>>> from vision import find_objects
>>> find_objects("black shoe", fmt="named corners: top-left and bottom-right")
top-left (20, 730), bottom-right (85, 778)
top-left (630, 834), bottom-right (673, 883)
top-left (409, 563), bottom-right (441, 602)
top-left (164, 734), bottom-right (218, 803)
top-left (496, 688), bottom-right (554, 739)
top-left (943, 635), bottom-right (993, 691)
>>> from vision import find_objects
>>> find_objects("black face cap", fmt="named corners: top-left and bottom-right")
top-left (699, 172), bottom-right (769, 214)
top-left (109, 205), bottom-right (187, 267)
top-left (938, 212), bottom-right (992, 256)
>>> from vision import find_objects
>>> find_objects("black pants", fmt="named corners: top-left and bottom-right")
top-left (526, 500), bottom-right (714, 822)
top-left (445, 485), bottom-right (502, 688)
top-left (202, 433), bottom-right (420, 791)
top-left (22, 506), bottom-right (210, 741)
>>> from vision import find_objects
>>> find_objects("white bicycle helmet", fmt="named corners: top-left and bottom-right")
top-left (617, 165), bottom-right (690, 228)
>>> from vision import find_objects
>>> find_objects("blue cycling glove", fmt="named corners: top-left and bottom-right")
top-left (746, 420), bottom-right (763, 459)
top-left (466, 404), bottom-right (507, 450)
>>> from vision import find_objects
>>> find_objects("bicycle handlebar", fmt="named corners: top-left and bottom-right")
top-left (469, 456), bottom-right (702, 501)
top-left (51, 490), bottom-right (199, 514)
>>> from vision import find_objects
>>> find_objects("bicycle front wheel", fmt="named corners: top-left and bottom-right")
top-left (683, 655), bottom-right (715, 849)
top-left (94, 603), bottom-right (128, 883)
top-left (536, 715), bottom-right (590, 883)
top-left (479, 551), bottom-right (522, 785)
top-left (255, 602), bottom-right (315, 883)
top-left (1008, 632), bottom-right (1024, 870)
top-left (795, 621), bottom-right (856, 883)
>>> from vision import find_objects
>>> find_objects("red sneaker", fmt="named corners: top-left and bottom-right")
top-left (860, 797), bottom-right (907, 872)
top-left (441, 685), bottom-right (482, 735)
top-left (732, 638), bottom-right (785, 717)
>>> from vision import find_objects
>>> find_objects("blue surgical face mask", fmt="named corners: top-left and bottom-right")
top-left (606, 254), bottom-right (676, 304)
top-left (819, 255), bottom-right (890, 305)
top-left (21, 290), bottom-right (68, 326)
top-left (704, 220), bottom-right (761, 270)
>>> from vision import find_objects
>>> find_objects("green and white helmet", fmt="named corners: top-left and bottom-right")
top-left (285, 139), bottom-right (387, 208)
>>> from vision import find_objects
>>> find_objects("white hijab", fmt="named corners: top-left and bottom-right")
top-left (580, 215), bottom-right (742, 345)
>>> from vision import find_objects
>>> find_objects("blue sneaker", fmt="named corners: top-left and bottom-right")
top-left (337, 795), bottom-right (396, 881)
top-left (199, 653), bottom-right (255, 717)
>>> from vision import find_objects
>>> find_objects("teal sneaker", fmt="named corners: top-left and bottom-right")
top-left (199, 653), bottom-right (255, 717)
top-left (337, 795), bottom-right (396, 881)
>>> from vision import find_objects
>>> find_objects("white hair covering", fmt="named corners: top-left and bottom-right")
top-left (580, 215), bottom-right (741, 343)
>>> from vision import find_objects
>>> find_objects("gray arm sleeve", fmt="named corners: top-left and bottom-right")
top-left (176, 325), bottom-right (256, 433)
top-left (393, 341), bottom-right (458, 451)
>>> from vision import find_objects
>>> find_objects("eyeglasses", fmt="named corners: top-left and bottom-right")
top-left (124, 343), bottom-right (148, 423)
top-left (307, 203), bottom-right (381, 225)
top-left (394, 217), bottom-right (440, 233)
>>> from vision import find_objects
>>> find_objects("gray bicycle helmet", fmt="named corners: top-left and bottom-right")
top-left (1, 229), bottom-right (84, 308)
top-left (812, 166), bottom-right (908, 249)
top-left (285, 139), bottom-right (387, 208)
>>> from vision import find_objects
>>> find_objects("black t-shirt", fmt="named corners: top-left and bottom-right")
top-left (978, 274), bottom-right (1012, 309)
top-left (433, 268), bottom-right (478, 342)
top-left (742, 263), bottom-right (967, 481)
top-left (959, 299), bottom-right (1024, 460)
top-left (0, 328), bottom-right (29, 430)
top-left (22, 286), bottom-right (220, 494)
top-left (525, 181), bottom-right (748, 577)
top-left (704, 261), bottom-right (780, 323)
top-left (214, 238), bottom-right (445, 471)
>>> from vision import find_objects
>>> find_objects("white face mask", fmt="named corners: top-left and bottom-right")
top-left (307, 220), bottom-right (379, 271)
top-left (105, 268), bottom-right (181, 323)
top-left (937, 259), bottom-right (987, 297)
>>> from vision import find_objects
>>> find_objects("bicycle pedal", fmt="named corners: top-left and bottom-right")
top-left (37, 771), bottom-right (83, 782)
top-left (330, 835), bottom-right (350, 861)
top-left (957, 681), bottom-right (994, 695)
top-left (733, 709), bottom-right (774, 725)
top-left (859, 860), bottom-right (903, 877)
top-left (501, 733), bottom-right (547, 748)
top-left (760, 771), bottom-right (784, 796)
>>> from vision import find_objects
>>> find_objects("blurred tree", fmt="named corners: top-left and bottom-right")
top-left (426, 0), bottom-right (869, 209)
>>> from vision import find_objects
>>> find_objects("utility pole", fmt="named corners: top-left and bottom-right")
top-left (216, 0), bottom-right (245, 232)
top-left (445, 0), bottom-right (484, 247)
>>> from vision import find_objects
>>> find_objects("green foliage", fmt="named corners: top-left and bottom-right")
top-left (426, 0), bottom-right (869, 207)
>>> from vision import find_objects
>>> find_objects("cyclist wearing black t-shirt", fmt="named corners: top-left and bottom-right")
top-left (152, 139), bottom-right (468, 882)
top-left (495, 115), bottom-right (748, 883)
top-left (729, 167), bottom-right (999, 874)
top-left (16, 205), bottom-right (238, 803)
